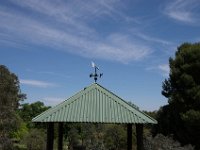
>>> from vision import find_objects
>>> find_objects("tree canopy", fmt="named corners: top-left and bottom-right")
top-left (0, 65), bottom-right (26, 149)
top-left (155, 43), bottom-right (200, 149)
top-left (18, 101), bottom-right (50, 128)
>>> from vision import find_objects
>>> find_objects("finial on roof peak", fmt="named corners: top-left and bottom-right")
top-left (89, 61), bottom-right (103, 83)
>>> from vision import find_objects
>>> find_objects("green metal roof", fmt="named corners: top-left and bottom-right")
top-left (32, 83), bottom-right (157, 124)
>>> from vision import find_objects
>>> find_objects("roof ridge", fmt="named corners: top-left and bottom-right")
top-left (32, 84), bottom-right (94, 121)
top-left (32, 83), bottom-right (157, 124)
top-left (94, 83), bottom-right (157, 123)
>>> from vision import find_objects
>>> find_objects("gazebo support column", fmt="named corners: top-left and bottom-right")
top-left (136, 124), bottom-right (144, 150)
top-left (127, 124), bottom-right (132, 150)
top-left (47, 123), bottom-right (54, 150)
top-left (58, 122), bottom-right (63, 150)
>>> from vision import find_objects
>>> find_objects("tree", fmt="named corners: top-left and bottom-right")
top-left (156, 43), bottom-right (200, 149)
top-left (18, 101), bottom-right (50, 128)
top-left (22, 129), bottom-right (46, 150)
top-left (104, 124), bottom-right (127, 150)
top-left (144, 134), bottom-right (194, 150)
top-left (0, 65), bottom-right (26, 149)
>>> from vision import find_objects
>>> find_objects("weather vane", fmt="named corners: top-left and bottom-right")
top-left (89, 61), bottom-right (103, 83)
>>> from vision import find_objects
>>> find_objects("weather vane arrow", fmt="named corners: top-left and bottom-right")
top-left (89, 61), bottom-right (103, 83)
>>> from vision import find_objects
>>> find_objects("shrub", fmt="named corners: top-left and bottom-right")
top-left (144, 134), bottom-right (194, 150)
top-left (22, 129), bottom-right (46, 150)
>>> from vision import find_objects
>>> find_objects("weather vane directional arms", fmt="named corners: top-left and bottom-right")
top-left (89, 62), bottom-right (103, 83)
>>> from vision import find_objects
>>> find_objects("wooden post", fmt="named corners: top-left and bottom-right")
top-left (58, 123), bottom-right (63, 150)
top-left (47, 123), bottom-right (54, 150)
top-left (127, 124), bottom-right (132, 150)
top-left (136, 124), bottom-right (144, 150)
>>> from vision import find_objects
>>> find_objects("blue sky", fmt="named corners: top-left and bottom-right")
top-left (1, 0), bottom-right (200, 111)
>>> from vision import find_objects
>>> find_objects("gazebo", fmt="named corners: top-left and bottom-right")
top-left (32, 83), bottom-right (157, 150)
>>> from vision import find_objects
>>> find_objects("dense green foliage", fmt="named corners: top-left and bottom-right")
top-left (22, 129), bottom-right (46, 150)
top-left (144, 134), bottom-right (194, 150)
top-left (65, 123), bottom-right (130, 150)
top-left (0, 65), bottom-right (26, 149)
top-left (0, 65), bottom-right (48, 150)
top-left (16, 102), bottom-right (49, 149)
top-left (155, 43), bottom-right (200, 149)
top-left (18, 101), bottom-right (50, 128)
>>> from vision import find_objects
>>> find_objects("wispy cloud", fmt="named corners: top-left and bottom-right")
top-left (158, 64), bottom-right (170, 77)
top-left (20, 79), bottom-right (58, 88)
top-left (103, 34), bottom-right (152, 62)
top-left (146, 64), bottom-right (170, 77)
top-left (164, 0), bottom-right (200, 24)
top-left (0, 0), bottom-right (152, 63)
top-left (26, 69), bottom-right (70, 79)
top-left (42, 97), bottom-right (64, 106)
top-left (135, 33), bottom-right (172, 45)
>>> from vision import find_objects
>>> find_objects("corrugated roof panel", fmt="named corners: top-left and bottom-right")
top-left (32, 83), bottom-right (157, 124)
